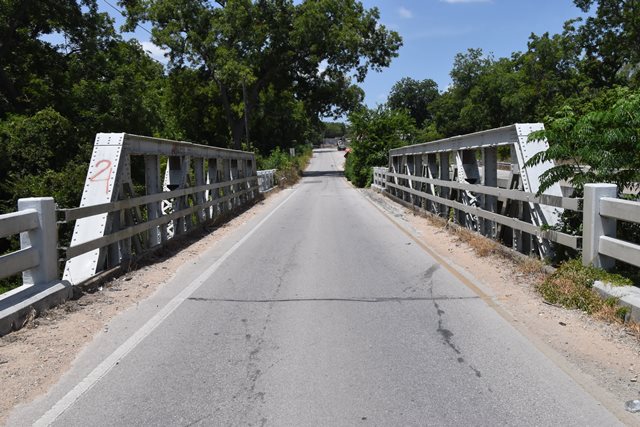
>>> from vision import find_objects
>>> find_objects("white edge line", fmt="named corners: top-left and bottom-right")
top-left (35, 188), bottom-right (298, 427)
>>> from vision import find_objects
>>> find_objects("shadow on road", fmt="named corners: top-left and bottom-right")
top-left (302, 170), bottom-right (345, 177)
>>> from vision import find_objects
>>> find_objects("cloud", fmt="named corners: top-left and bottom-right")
top-left (440, 0), bottom-right (492, 3)
top-left (140, 41), bottom-right (169, 63)
top-left (398, 6), bottom-right (413, 19)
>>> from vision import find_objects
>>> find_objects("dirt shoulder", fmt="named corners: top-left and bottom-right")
top-left (0, 193), bottom-right (283, 425)
top-left (361, 188), bottom-right (640, 423)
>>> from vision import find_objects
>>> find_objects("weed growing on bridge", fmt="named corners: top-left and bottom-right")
top-left (453, 226), bottom-right (498, 258)
top-left (537, 259), bottom-right (632, 317)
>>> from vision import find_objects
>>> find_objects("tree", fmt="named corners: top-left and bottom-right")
top-left (120, 0), bottom-right (401, 149)
top-left (323, 122), bottom-right (346, 138)
top-left (387, 77), bottom-right (439, 127)
top-left (345, 106), bottom-right (415, 187)
top-left (573, 0), bottom-right (640, 86)
top-left (0, 0), bottom-right (102, 117)
top-left (431, 48), bottom-right (494, 136)
top-left (0, 0), bottom-right (165, 213)
top-left (526, 88), bottom-right (640, 195)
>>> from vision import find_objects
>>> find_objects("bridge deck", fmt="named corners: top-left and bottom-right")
top-left (13, 150), bottom-right (621, 426)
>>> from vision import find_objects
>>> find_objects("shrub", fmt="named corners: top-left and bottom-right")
top-left (344, 106), bottom-right (416, 187)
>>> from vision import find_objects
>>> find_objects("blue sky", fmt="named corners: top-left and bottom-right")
top-left (98, 0), bottom-right (589, 108)
top-left (360, 0), bottom-right (589, 106)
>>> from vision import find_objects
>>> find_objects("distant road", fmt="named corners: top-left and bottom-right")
top-left (16, 149), bottom-right (621, 426)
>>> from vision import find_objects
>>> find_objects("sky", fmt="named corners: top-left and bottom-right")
top-left (97, 0), bottom-right (589, 108)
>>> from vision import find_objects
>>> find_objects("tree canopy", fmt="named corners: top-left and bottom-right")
top-left (345, 0), bottom-right (640, 193)
top-left (0, 0), bottom-right (401, 219)
top-left (119, 0), bottom-right (401, 149)
top-left (387, 77), bottom-right (439, 127)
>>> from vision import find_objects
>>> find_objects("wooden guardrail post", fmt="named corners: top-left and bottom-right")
top-left (17, 198), bottom-right (58, 286)
top-left (583, 183), bottom-right (617, 270)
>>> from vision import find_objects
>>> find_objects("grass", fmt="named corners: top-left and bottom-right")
top-left (452, 226), bottom-right (500, 257)
top-left (405, 202), bottom-right (639, 336)
top-left (536, 258), bottom-right (633, 319)
top-left (0, 275), bottom-right (21, 295)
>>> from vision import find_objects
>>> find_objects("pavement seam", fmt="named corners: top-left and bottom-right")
top-left (185, 296), bottom-right (481, 303)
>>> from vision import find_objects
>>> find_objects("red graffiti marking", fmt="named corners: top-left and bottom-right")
top-left (89, 159), bottom-right (113, 194)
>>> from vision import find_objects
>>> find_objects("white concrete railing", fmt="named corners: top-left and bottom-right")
top-left (583, 184), bottom-right (640, 270)
top-left (0, 198), bottom-right (58, 287)
top-left (372, 167), bottom-right (388, 190)
top-left (257, 169), bottom-right (277, 192)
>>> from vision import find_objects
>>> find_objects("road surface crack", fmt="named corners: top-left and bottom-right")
top-left (425, 264), bottom-right (483, 379)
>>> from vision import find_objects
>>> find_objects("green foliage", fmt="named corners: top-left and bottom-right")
top-left (122, 0), bottom-right (401, 149)
top-left (573, 0), bottom-right (640, 86)
top-left (387, 78), bottom-right (439, 127)
top-left (536, 258), bottom-right (632, 314)
top-left (345, 107), bottom-right (415, 187)
top-left (257, 144), bottom-right (312, 185)
top-left (526, 88), bottom-right (640, 195)
top-left (323, 122), bottom-right (347, 138)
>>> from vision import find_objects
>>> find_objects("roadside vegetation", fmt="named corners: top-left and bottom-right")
top-left (346, 0), bottom-right (640, 195)
top-left (344, 107), bottom-right (416, 187)
top-left (536, 259), bottom-right (640, 339)
top-left (257, 145), bottom-right (313, 187)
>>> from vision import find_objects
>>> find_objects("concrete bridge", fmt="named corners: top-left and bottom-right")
top-left (2, 128), bottom-right (640, 425)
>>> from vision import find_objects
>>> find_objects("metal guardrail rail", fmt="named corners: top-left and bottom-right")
top-left (1, 133), bottom-right (281, 295)
top-left (60, 133), bottom-right (259, 285)
top-left (257, 169), bottom-right (277, 192)
top-left (0, 134), bottom-right (287, 334)
top-left (379, 124), bottom-right (580, 258)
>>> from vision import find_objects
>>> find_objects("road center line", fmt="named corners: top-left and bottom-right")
top-left (35, 188), bottom-right (299, 427)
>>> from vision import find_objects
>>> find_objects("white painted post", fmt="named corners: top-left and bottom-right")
top-left (583, 184), bottom-right (617, 270)
top-left (18, 198), bottom-right (58, 286)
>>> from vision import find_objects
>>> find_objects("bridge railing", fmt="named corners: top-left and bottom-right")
top-left (58, 133), bottom-right (260, 285)
top-left (372, 167), bottom-right (388, 190)
top-left (0, 198), bottom-right (58, 287)
top-left (381, 124), bottom-right (578, 258)
top-left (583, 184), bottom-right (640, 270)
top-left (0, 133), bottom-right (289, 333)
top-left (257, 169), bottom-right (277, 192)
top-left (374, 124), bottom-right (640, 272)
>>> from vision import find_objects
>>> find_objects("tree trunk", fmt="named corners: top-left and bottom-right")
top-left (230, 119), bottom-right (244, 150)
top-left (216, 80), bottom-right (245, 150)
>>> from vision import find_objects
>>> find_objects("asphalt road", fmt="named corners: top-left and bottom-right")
top-left (14, 149), bottom-right (623, 426)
